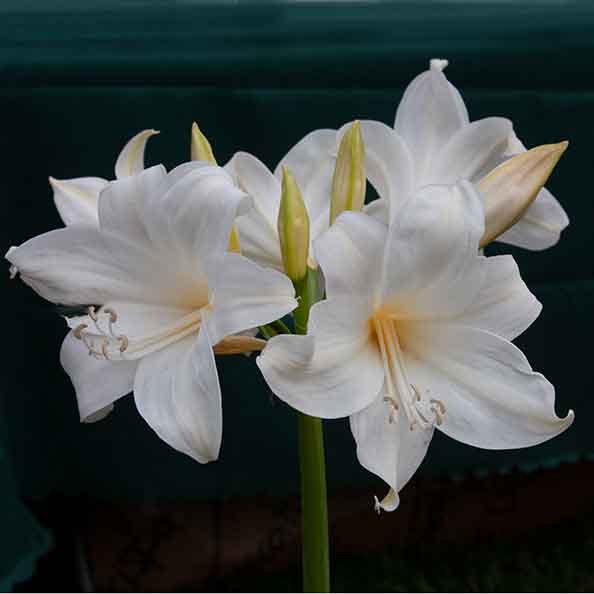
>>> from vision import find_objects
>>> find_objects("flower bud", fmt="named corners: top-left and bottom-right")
top-left (478, 141), bottom-right (568, 248)
top-left (191, 122), bottom-right (217, 165)
top-left (278, 166), bottom-right (310, 281)
top-left (330, 120), bottom-right (366, 224)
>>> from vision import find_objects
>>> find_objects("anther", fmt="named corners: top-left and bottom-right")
top-left (103, 307), bottom-right (118, 323)
top-left (9, 265), bottom-right (18, 279)
top-left (73, 324), bottom-right (88, 339)
top-left (119, 335), bottom-right (129, 353)
top-left (383, 396), bottom-right (399, 424)
top-left (87, 306), bottom-right (98, 321)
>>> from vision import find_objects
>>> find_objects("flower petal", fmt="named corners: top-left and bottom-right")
top-left (257, 297), bottom-right (383, 418)
top-left (428, 117), bottom-right (513, 185)
top-left (403, 322), bottom-right (574, 449)
top-left (350, 396), bottom-right (433, 512)
top-left (134, 325), bottom-right (222, 463)
top-left (314, 211), bottom-right (387, 298)
top-left (141, 164), bottom-right (251, 267)
top-left (456, 255), bottom-right (541, 340)
top-left (226, 152), bottom-right (284, 270)
top-left (114, 129), bottom-right (159, 179)
top-left (496, 188), bottom-right (570, 250)
top-left (394, 60), bottom-right (469, 181)
top-left (205, 252), bottom-right (296, 344)
top-left (50, 176), bottom-right (108, 226)
top-left (6, 226), bottom-right (188, 307)
top-left (381, 181), bottom-right (485, 319)
top-left (98, 165), bottom-right (167, 245)
top-left (60, 330), bottom-right (138, 422)
top-left (337, 120), bottom-right (414, 220)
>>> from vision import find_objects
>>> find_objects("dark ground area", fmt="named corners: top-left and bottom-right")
top-left (15, 462), bottom-right (594, 592)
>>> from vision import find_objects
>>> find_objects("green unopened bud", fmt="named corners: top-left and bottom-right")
top-left (191, 122), bottom-right (217, 165)
top-left (278, 166), bottom-right (310, 281)
top-left (330, 120), bottom-right (366, 224)
top-left (478, 141), bottom-right (568, 248)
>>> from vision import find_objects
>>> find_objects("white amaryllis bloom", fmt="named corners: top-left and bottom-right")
top-left (268, 59), bottom-right (568, 251)
top-left (258, 181), bottom-right (573, 511)
top-left (49, 129), bottom-right (158, 226)
top-left (8, 162), bottom-right (297, 462)
top-left (389, 58), bottom-right (569, 250)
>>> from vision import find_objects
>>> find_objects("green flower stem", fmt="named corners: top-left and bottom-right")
top-left (294, 268), bottom-right (330, 593)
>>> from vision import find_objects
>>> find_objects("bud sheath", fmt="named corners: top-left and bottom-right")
top-left (191, 122), bottom-right (217, 165)
top-left (330, 120), bottom-right (366, 224)
top-left (479, 141), bottom-right (568, 248)
top-left (278, 166), bottom-right (310, 282)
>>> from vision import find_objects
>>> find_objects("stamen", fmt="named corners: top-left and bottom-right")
top-left (73, 323), bottom-right (88, 339)
top-left (383, 396), bottom-right (399, 424)
top-left (371, 312), bottom-right (446, 431)
top-left (9, 264), bottom-right (18, 279)
top-left (73, 307), bottom-right (131, 360)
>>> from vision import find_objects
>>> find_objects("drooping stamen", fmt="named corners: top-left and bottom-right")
top-left (73, 306), bottom-right (203, 361)
top-left (372, 312), bottom-right (445, 430)
top-left (72, 306), bottom-right (131, 360)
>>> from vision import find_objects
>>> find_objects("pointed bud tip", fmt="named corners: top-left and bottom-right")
top-left (479, 139), bottom-right (570, 248)
top-left (278, 165), bottom-right (309, 281)
top-left (330, 120), bottom-right (366, 224)
top-left (191, 122), bottom-right (217, 165)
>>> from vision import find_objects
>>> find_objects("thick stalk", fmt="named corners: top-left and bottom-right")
top-left (294, 268), bottom-right (330, 592)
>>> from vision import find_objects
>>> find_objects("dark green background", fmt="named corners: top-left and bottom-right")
top-left (1, 0), bottom-right (593, 587)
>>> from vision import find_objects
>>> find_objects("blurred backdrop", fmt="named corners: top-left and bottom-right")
top-left (1, 1), bottom-right (594, 591)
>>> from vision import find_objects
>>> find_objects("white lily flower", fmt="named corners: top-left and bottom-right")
top-left (258, 181), bottom-right (573, 511)
top-left (8, 162), bottom-right (297, 462)
top-left (388, 58), bottom-right (569, 249)
top-left (49, 129), bottom-right (159, 226)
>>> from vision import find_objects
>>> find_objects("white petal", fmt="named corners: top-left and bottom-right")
top-left (60, 330), bottom-right (138, 422)
top-left (275, 129), bottom-right (336, 240)
top-left (50, 176), bottom-right (108, 226)
top-left (257, 297), bottom-right (383, 418)
top-left (403, 322), bottom-right (574, 449)
top-left (350, 396), bottom-right (433, 512)
top-left (226, 152), bottom-right (284, 270)
top-left (114, 129), bottom-right (159, 179)
top-left (337, 121), bottom-right (414, 220)
top-left (6, 226), bottom-right (190, 307)
top-left (428, 118), bottom-right (513, 185)
top-left (98, 165), bottom-right (167, 245)
top-left (496, 188), bottom-right (569, 250)
top-left (134, 326), bottom-right (222, 463)
top-left (141, 164), bottom-right (251, 268)
top-left (314, 211), bottom-right (387, 298)
top-left (205, 252), bottom-right (296, 344)
top-left (394, 62), bottom-right (469, 181)
top-left (381, 181), bottom-right (485, 319)
top-left (456, 255), bottom-right (541, 340)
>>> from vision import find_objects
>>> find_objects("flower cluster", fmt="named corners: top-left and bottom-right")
top-left (7, 59), bottom-right (573, 511)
